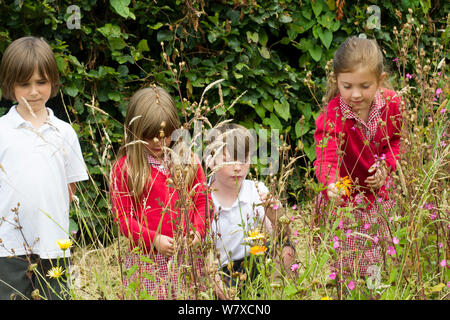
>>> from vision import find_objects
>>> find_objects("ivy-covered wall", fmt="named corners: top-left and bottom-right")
top-left (0, 0), bottom-right (448, 241)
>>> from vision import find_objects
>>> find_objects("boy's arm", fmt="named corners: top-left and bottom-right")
top-left (68, 183), bottom-right (77, 204)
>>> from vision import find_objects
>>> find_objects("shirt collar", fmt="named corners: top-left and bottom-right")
top-left (210, 177), bottom-right (252, 210)
top-left (339, 91), bottom-right (385, 140)
top-left (8, 105), bottom-right (56, 129)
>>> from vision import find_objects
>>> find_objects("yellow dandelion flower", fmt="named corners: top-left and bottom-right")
top-left (244, 230), bottom-right (265, 242)
top-left (335, 176), bottom-right (352, 196)
top-left (47, 266), bottom-right (65, 279)
top-left (249, 245), bottom-right (267, 256)
top-left (56, 239), bottom-right (72, 251)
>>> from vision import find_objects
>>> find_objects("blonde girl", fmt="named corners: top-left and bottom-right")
top-left (314, 36), bottom-right (402, 280)
top-left (110, 85), bottom-right (210, 299)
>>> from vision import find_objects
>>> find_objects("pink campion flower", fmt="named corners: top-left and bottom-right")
top-left (329, 272), bottom-right (337, 280)
top-left (393, 237), bottom-right (399, 245)
top-left (387, 246), bottom-right (396, 256)
top-left (354, 193), bottom-right (363, 205)
top-left (373, 236), bottom-right (379, 244)
top-left (439, 243), bottom-right (443, 248)
top-left (292, 204), bottom-right (297, 210)
top-left (364, 223), bottom-right (370, 230)
top-left (436, 88), bottom-right (443, 98)
top-left (393, 57), bottom-right (399, 63)
top-left (333, 236), bottom-right (340, 249)
top-left (430, 212), bottom-right (437, 220)
top-left (291, 264), bottom-right (300, 272)
top-left (348, 281), bottom-right (355, 291)
top-left (272, 204), bottom-right (279, 210)
top-left (441, 108), bottom-right (446, 114)
top-left (440, 259), bottom-right (447, 268)
top-left (406, 73), bottom-right (413, 79)
top-left (377, 197), bottom-right (383, 203)
top-left (448, 281), bottom-right (450, 288)
top-left (338, 219), bottom-right (343, 229)
top-left (293, 230), bottom-right (299, 237)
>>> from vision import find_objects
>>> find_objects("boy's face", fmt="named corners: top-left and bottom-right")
top-left (213, 150), bottom-right (250, 189)
top-left (14, 69), bottom-right (52, 113)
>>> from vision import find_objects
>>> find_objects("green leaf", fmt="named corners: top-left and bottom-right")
top-left (259, 29), bottom-right (268, 46)
top-left (263, 113), bottom-right (282, 130)
top-left (157, 30), bottom-right (173, 42)
top-left (308, 46), bottom-right (322, 61)
top-left (279, 14), bottom-right (293, 23)
top-left (137, 39), bottom-right (149, 52)
top-left (311, 0), bottom-right (323, 17)
top-left (259, 46), bottom-right (270, 59)
top-left (274, 98), bottom-right (290, 121)
top-left (110, 0), bottom-right (136, 20)
top-left (318, 28), bottom-right (333, 49)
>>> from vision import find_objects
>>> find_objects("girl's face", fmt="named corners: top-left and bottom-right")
top-left (336, 66), bottom-right (385, 115)
top-left (14, 69), bottom-right (52, 113)
top-left (145, 136), bottom-right (171, 160)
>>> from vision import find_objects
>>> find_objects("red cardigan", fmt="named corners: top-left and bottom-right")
top-left (110, 155), bottom-right (211, 253)
top-left (314, 89), bottom-right (402, 204)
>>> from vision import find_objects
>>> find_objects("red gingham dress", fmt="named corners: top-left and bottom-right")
top-left (314, 91), bottom-right (401, 277)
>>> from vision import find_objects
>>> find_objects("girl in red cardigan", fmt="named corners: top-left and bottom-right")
top-left (314, 37), bottom-right (402, 280)
top-left (110, 85), bottom-right (210, 299)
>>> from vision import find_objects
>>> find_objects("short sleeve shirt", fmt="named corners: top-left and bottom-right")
top-left (0, 106), bottom-right (88, 258)
top-left (210, 179), bottom-right (268, 267)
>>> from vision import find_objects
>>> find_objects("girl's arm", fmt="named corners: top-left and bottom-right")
top-left (189, 163), bottom-right (212, 239)
top-left (381, 95), bottom-right (403, 172)
top-left (314, 106), bottom-right (341, 187)
top-left (110, 162), bottom-right (156, 251)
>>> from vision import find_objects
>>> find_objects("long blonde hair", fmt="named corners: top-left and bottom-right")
top-left (324, 36), bottom-right (391, 103)
top-left (117, 85), bottom-right (189, 201)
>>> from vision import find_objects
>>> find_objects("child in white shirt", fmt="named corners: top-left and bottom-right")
top-left (0, 36), bottom-right (88, 300)
top-left (206, 122), bottom-right (294, 299)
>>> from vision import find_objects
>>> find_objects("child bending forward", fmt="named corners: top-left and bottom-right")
top-left (314, 36), bottom-right (402, 278)
top-left (110, 86), bottom-right (211, 299)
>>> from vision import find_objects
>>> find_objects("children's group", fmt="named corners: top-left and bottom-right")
top-left (0, 35), bottom-right (403, 300)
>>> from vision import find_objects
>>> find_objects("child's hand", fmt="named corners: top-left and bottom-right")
top-left (259, 192), bottom-right (282, 225)
top-left (154, 234), bottom-right (174, 257)
top-left (184, 230), bottom-right (201, 247)
top-left (327, 183), bottom-right (343, 203)
top-left (365, 162), bottom-right (388, 190)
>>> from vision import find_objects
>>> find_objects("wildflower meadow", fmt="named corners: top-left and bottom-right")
top-left (0, 1), bottom-right (448, 302)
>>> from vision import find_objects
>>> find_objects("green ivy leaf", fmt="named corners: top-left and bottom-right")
top-left (259, 46), bottom-right (271, 59)
top-left (318, 28), bottom-right (333, 49)
top-left (308, 46), bottom-right (322, 61)
top-left (274, 98), bottom-right (290, 121)
top-left (311, 0), bottom-right (323, 17)
top-left (110, 0), bottom-right (136, 20)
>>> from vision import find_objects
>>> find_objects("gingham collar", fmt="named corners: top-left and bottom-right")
top-left (146, 153), bottom-right (169, 176)
top-left (339, 91), bottom-right (384, 140)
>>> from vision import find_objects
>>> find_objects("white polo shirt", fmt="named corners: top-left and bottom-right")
top-left (210, 179), bottom-right (268, 267)
top-left (0, 106), bottom-right (88, 259)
